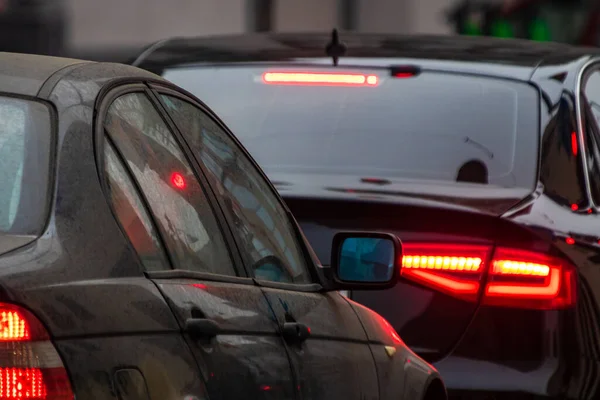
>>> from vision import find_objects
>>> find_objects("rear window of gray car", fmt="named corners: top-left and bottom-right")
top-left (0, 96), bottom-right (51, 235)
top-left (164, 66), bottom-right (539, 190)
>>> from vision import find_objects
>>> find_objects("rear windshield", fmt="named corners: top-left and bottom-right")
top-left (164, 66), bottom-right (539, 190)
top-left (0, 97), bottom-right (51, 235)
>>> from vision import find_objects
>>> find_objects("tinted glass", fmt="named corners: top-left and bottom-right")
top-left (164, 66), bottom-right (539, 190)
top-left (104, 139), bottom-right (170, 271)
top-left (539, 95), bottom-right (587, 208)
top-left (160, 95), bottom-right (312, 284)
top-left (105, 92), bottom-right (235, 276)
top-left (0, 97), bottom-right (51, 235)
top-left (583, 71), bottom-right (600, 205)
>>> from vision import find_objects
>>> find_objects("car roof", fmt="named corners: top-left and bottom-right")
top-left (0, 52), bottom-right (92, 96)
top-left (0, 52), bottom-right (167, 99)
top-left (132, 32), bottom-right (600, 81)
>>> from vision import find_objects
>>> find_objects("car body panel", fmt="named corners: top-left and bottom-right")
top-left (56, 335), bottom-right (209, 400)
top-left (154, 279), bottom-right (297, 400)
top-left (0, 52), bottom-right (86, 96)
top-left (0, 51), bottom-right (442, 400)
top-left (0, 61), bottom-right (180, 338)
top-left (258, 285), bottom-right (380, 400)
top-left (0, 59), bottom-right (206, 400)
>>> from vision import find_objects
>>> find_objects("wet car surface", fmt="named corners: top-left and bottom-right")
top-left (0, 52), bottom-right (443, 400)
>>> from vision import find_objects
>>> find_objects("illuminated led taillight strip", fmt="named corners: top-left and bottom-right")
top-left (486, 268), bottom-right (561, 297)
top-left (492, 260), bottom-right (550, 277)
top-left (399, 243), bottom-right (576, 310)
top-left (403, 255), bottom-right (482, 272)
top-left (262, 72), bottom-right (379, 86)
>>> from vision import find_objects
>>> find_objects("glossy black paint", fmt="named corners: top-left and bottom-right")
top-left (127, 32), bottom-right (600, 399)
top-left (155, 278), bottom-right (297, 400)
top-left (259, 283), bottom-right (380, 400)
top-left (0, 53), bottom-right (442, 400)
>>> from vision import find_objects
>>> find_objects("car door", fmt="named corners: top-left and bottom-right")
top-left (97, 137), bottom-right (209, 400)
top-left (155, 88), bottom-right (380, 400)
top-left (98, 84), bottom-right (296, 400)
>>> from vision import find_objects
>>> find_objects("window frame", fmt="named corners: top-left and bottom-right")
top-left (147, 83), bottom-right (323, 291)
top-left (94, 82), bottom-right (248, 281)
top-left (577, 59), bottom-right (600, 211)
top-left (581, 98), bottom-right (600, 205)
top-left (102, 134), bottom-right (172, 272)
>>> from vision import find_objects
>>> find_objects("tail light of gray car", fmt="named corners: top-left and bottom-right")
top-left (0, 303), bottom-right (73, 399)
top-left (400, 242), bottom-right (577, 310)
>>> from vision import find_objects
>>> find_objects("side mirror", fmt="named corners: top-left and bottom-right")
top-left (330, 232), bottom-right (402, 290)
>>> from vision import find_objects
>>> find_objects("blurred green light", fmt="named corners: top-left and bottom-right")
top-left (529, 19), bottom-right (551, 41)
top-left (491, 20), bottom-right (514, 38)
top-left (463, 20), bottom-right (482, 36)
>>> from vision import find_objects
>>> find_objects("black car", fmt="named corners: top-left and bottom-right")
top-left (125, 32), bottom-right (600, 399)
top-left (0, 52), bottom-right (444, 400)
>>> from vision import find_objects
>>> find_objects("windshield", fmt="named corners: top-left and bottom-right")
top-left (164, 65), bottom-right (539, 190)
top-left (0, 96), bottom-right (51, 235)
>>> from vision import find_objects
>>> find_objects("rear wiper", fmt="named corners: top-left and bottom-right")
top-left (464, 136), bottom-right (494, 159)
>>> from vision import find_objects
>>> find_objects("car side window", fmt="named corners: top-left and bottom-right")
top-left (539, 94), bottom-right (587, 209)
top-left (582, 70), bottom-right (600, 205)
top-left (104, 92), bottom-right (236, 276)
top-left (159, 94), bottom-right (313, 284)
top-left (104, 139), bottom-right (170, 271)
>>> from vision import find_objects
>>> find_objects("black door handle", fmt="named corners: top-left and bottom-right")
top-left (186, 318), bottom-right (221, 339)
top-left (282, 322), bottom-right (310, 343)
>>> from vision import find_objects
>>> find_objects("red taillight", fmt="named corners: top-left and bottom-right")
top-left (0, 304), bottom-right (74, 399)
top-left (483, 248), bottom-right (576, 309)
top-left (0, 309), bottom-right (31, 341)
top-left (400, 243), bottom-right (491, 302)
top-left (262, 72), bottom-right (379, 87)
top-left (400, 243), bottom-right (576, 310)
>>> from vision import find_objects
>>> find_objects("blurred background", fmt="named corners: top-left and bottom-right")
top-left (1, 0), bottom-right (598, 58)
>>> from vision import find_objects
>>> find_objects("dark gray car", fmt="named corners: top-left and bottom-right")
top-left (0, 52), bottom-right (443, 400)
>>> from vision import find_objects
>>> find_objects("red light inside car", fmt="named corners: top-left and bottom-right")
top-left (170, 172), bottom-right (186, 190)
top-left (400, 243), bottom-right (576, 310)
top-left (571, 131), bottom-right (578, 156)
top-left (262, 72), bottom-right (378, 87)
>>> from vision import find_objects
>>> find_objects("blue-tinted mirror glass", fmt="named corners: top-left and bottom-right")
top-left (338, 237), bottom-right (395, 283)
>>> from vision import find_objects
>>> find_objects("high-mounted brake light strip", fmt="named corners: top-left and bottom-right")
top-left (262, 72), bottom-right (379, 86)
